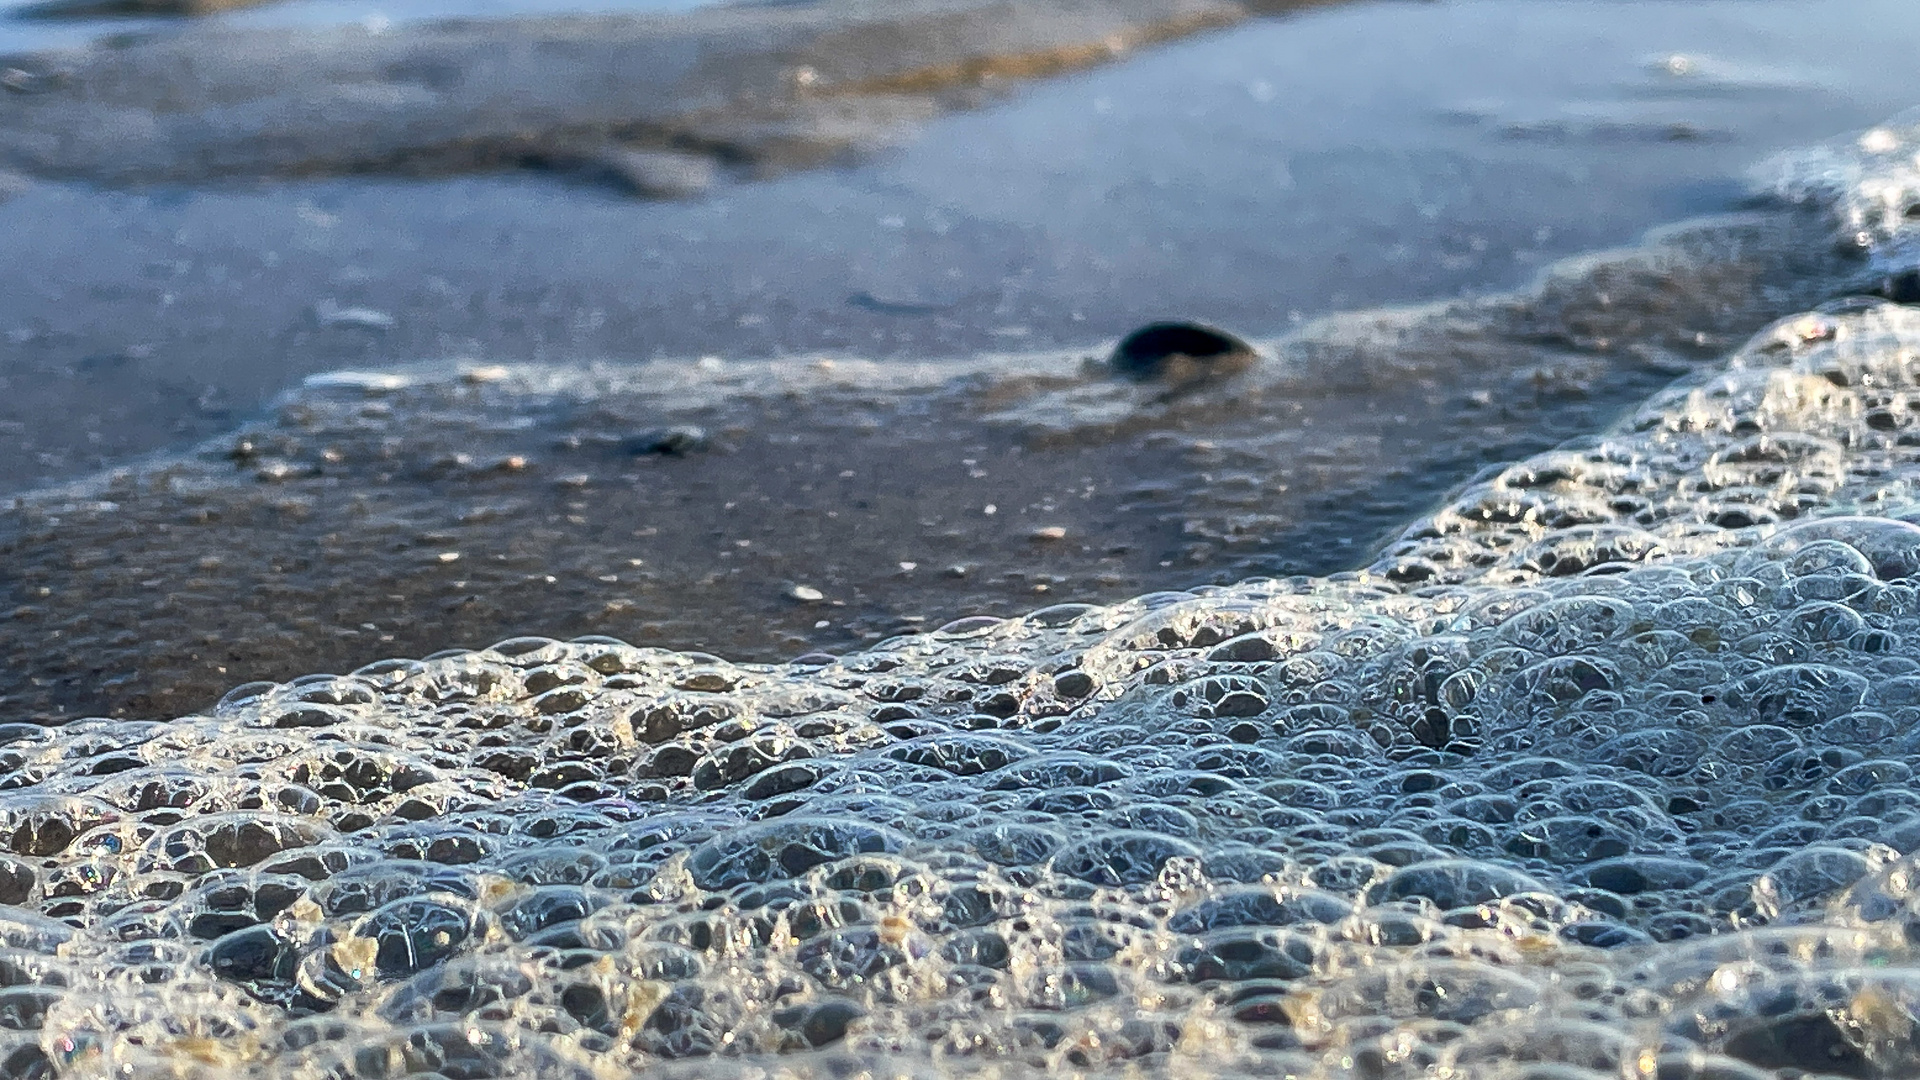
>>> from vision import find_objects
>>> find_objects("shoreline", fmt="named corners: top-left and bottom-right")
top-left (0, 171), bottom-right (1890, 722)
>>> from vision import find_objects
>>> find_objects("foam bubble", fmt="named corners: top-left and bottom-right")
top-left (1761, 108), bottom-right (1920, 279)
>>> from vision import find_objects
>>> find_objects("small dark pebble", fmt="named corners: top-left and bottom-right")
top-left (1053, 670), bottom-right (1095, 699)
top-left (1108, 321), bottom-right (1259, 384)
top-left (626, 426), bottom-right (709, 456)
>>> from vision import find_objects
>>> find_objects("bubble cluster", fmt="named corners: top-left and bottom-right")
top-left (1763, 109), bottom-right (1920, 288)
top-left (1375, 299), bottom-right (1920, 587)
top-left (2, 298), bottom-right (1920, 1076)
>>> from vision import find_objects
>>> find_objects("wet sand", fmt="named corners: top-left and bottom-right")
top-left (1, 0), bottom-right (1919, 725)
top-left (0, 201), bottom-right (1875, 722)
top-left (2, 0), bottom-right (1918, 492)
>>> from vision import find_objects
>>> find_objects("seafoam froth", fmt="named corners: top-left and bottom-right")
top-left (2, 131), bottom-right (1920, 1080)
top-left (1373, 301), bottom-right (1920, 587)
top-left (1762, 109), bottom-right (1920, 292)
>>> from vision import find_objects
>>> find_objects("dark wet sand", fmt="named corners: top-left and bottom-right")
top-left (0, 202), bottom-right (1872, 722)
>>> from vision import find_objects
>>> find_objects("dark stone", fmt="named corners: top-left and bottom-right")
top-left (626, 426), bottom-right (709, 456)
top-left (1108, 321), bottom-right (1259, 384)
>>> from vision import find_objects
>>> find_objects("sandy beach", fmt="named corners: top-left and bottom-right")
top-left (0, 1), bottom-right (1919, 1077)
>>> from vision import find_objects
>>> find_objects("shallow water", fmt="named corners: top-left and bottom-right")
top-left (5, 0), bottom-right (1920, 492)
top-left (4, 1), bottom-right (1920, 1077)
top-left (0, 0), bottom-right (710, 55)
top-left (0, 200), bottom-right (1863, 722)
